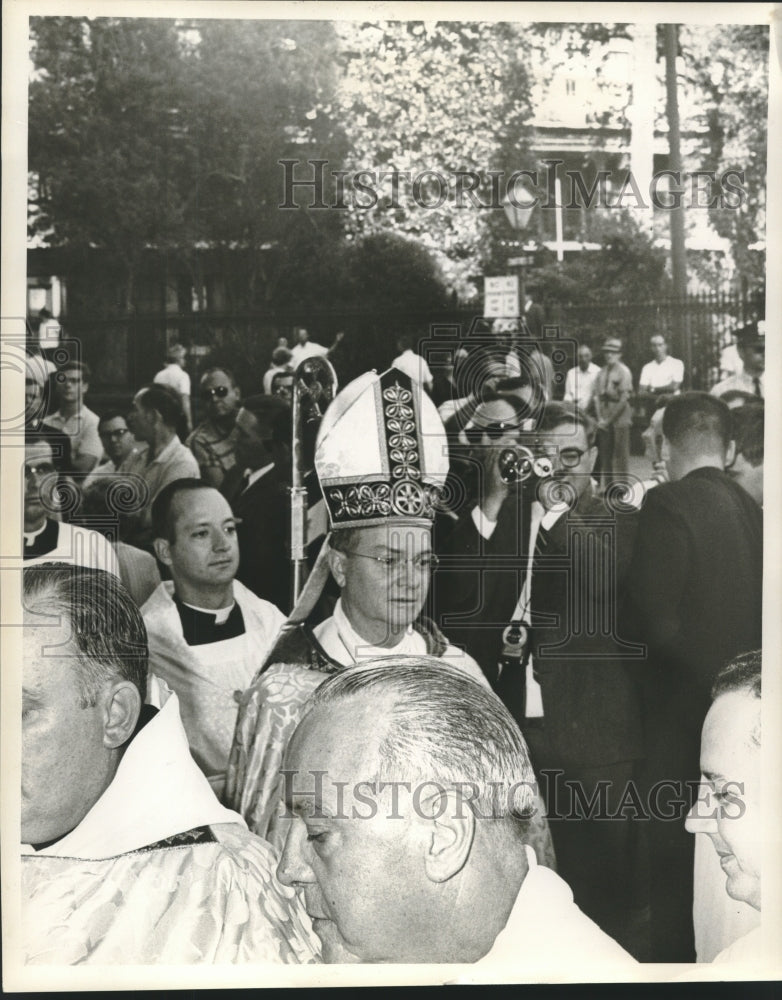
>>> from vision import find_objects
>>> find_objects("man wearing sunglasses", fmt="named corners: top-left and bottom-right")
top-left (187, 367), bottom-right (241, 489)
top-left (83, 411), bottom-right (139, 489)
top-left (22, 436), bottom-right (118, 575)
top-left (435, 400), bottom-right (646, 957)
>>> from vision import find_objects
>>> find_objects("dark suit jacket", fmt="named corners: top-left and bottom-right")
top-left (623, 466), bottom-right (763, 783)
top-left (222, 464), bottom-right (292, 615)
top-left (434, 485), bottom-right (643, 769)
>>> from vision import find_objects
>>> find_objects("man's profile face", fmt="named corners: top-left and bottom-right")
top-left (727, 453), bottom-right (763, 507)
top-left (99, 416), bottom-right (134, 465)
top-left (164, 489), bottom-right (239, 589)
top-left (127, 391), bottom-right (155, 444)
top-left (200, 370), bottom-right (240, 421)
top-left (278, 700), bottom-right (426, 963)
top-left (234, 408), bottom-right (274, 470)
top-left (22, 611), bottom-right (113, 844)
top-left (536, 420), bottom-right (596, 507)
top-left (56, 367), bottom-right (86, 405)
top-left (24, 440), bottom-right (56, 530)
top-left (650, 336), bottom-right (667, 361)
top-left (336, 524), bottom-right (434, 641)
top-left (687, 690), bottom-right (761, 910)
top-left (738, 342), bottom-right (765, 377)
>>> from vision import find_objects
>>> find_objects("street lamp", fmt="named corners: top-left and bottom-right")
top-left (502, 176), bottom-right (537, 315)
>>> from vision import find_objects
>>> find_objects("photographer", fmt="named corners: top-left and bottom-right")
top-left (433, 401), bottom-right (646, 957)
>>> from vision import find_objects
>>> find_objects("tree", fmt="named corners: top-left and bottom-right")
top-left (28, 17), bottom-right (193, 309)
top-left (333, 20), bottom-right (536, 300)
top-left (28, 17), bottom-right (350, 312)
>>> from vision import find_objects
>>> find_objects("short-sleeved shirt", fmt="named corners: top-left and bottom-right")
top-left (593, 362), bottom-right (634, 426)
top-left (186, 419), bottom-right (239, 479)
top-left (564, 363), bottom-right (601, 408)
top-left (154, 364), bottom-right (191, 397)
top-left (43, 405), bottom-right (102, 464)
top-left (639, 356), bottom-right (684, 391)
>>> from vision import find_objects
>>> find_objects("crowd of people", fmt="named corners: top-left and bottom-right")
top-left (18, 313), bottom-right (766, 970)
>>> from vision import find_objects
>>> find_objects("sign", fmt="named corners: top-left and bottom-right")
top-left (507, 255), bottom-right (534, 267)
top-left (484, 275), bottom-right (519, 318)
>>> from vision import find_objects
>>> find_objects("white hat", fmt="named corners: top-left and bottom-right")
top-left (314, 368), bottom-right (449, 530)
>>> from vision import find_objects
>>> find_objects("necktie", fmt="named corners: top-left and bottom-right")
top-left (753, 377), bottom-right (762, 398)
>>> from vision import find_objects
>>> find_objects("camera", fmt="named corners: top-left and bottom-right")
top-left (498, 445), bottom-right (554, 486)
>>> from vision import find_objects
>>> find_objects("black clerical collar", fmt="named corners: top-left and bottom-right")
top-left (173, 596), bottom-right (246, 646)
top-left (23, 519), bottom-right (59, 558)
top-left (30, 703), bottom-right (159, 852)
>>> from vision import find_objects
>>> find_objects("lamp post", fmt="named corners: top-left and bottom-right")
top-left (502, 177), bottom-right (537, 319)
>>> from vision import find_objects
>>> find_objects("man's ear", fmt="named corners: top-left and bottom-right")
top-left (154, 536), bottom-right (173, 568)
top-left (328, 545), bottom-right (348, 590)
top-left (103, 681), bottom-right (142, 750)
top-left (725, 439), bottom-right (737, 469)
top-left (419, 788), bottom-right (475, 884)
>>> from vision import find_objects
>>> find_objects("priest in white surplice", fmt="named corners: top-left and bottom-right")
top-left (21, 564), bottom-right (318, 965)
top-left (142, 479), bottom-right (286, 799)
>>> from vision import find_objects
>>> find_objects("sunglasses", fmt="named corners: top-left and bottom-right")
top-left (25, 462), bottom-right (56, 479)
top-left (201, 385), bottom-right (231, 400)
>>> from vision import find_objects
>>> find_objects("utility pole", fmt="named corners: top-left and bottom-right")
top-left (664, 23), bottom-right (690, 384)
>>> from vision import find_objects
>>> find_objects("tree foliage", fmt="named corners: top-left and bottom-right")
top-left (333, 20), bottom-right (536, 298)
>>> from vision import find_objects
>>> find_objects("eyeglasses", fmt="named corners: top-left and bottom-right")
top-left (538, 445), bottom-right (587, 468)
top-left (201, 385), bottom-right (230, 400)
top-left (25, 462), bottom-right (56, 479)
top-left (345, 550), bottom-right (440, 573)
top-left (100, 428), bottom-right (129, 439)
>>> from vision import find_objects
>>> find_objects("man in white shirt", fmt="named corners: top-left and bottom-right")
top-left (153, 343), bottom-right (193, 433)
top-left (638, 335), bottom-right (685, 397)
top-left (290, 328), bottom-right (328, 364)
top-left (22, 437), bottom-right (118, 576)
top-left (392, 333), bottom-right (434, 393)
top-left (43, 360), bottom-right (102, 475)
top-left (144, 479), bottom-right (286, 798)
top-left (278, 659), bottom-right (634, 968)
top-left (21, 564), bottom-right (318, 965)
top-left (685, 650), bottom-right (762, 964)
top-left (563, 344), bottom-right (601, 412)
top-left (711, 321), bottom-right (765, 400)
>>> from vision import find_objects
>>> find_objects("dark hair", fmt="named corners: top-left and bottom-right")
top-left (23, 564), bottom-right (148, 707)
top-left (151, 478), bottom-right (215, 543)
top-left (98, 410), bottom-right (129, 430)
top-left (537, 400), bottom-right (597, 447)
top-left (329, 528), bottom-right (363, 553)
top-left (166, 343), bottom-right (187, 362)
top-left (661, 392), bottom-right (732, 452)
top-left (136, 384), bottom-right (183, 430)
top-left (271, 347), bottom-right (293, 366)
top-left (712, 649), bottom-right (761, 700)
top-left (59, 359), bottom-right (91, 381)
top-left (731, 404), bottom-right (764, 467)
top-left (241, 394), bottom-right (292, 443)
top-left (200, 366), bottom-right (237, 388)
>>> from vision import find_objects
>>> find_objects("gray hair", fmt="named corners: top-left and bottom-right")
top-left (307, 657), bottom-right (537, 822)
top-left (23, 564), bottom-right (148, 708)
